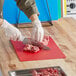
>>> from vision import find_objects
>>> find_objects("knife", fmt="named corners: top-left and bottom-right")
top-left (23, 38), bottom-right (50, 50)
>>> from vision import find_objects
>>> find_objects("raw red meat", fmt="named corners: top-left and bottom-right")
top-left (41, 70), bottom-right (50, 76)
top-left (32, 68), bottom-right (62, 76)
top-left (23, 36), bottom-right (49, 53)
top-left (24, 44), bottom-right (40, 53)
top-left (42, 36), bottom-right (49, 46)
top-left (32, 70), bottom-right (38, 76)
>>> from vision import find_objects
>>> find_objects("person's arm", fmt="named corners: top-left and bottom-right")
top-left (0, 19), bottom-right (3, 26)
top-left (0, 0), bottom-right (4, 26)
top-left (16, 0), bottom-right (44, 42)
top-left (0, 0), bottom-right (4, 19)
top-left (0, 0), bottom-right (24, 41)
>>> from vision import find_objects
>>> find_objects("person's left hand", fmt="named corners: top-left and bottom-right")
top-left (31, 20), bottom-right (44, 42)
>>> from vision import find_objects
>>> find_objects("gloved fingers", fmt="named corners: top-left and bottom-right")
top-left (5, 33), bottom-right (10, 40)
top-left (17, 35), bottom-right (20, 41)
top-left (11, 34), bottom-right (18, 41)
top-left (5, 33), bottom-right (8, 37)
top-left (38, 32), bottom-right (41, 42)
top-left (14, 33), bottom-right (19, 41)
top-left (36, 29), bottom-right (40, 41)
top-left (10, 35), bottom-right (14, 40)
top-left (33, 30), bottom-right (38, 40)
top-left (10, 34), bottom-right (21, 41)
top-left (17, 34), bottom-right (25, 41)
top-left (31, 28), bottom-right (36, 40)
top-left (40, 29), bottom-right (44, 42)
top-left (31, 27), bottom-right (44, 42)
top-left (2, 20), bottom-right (24, 41)
top-left (37, 31), bottom-right (42, 42)
top-left (12, 34), bottom-right (16, 41)
top-left (36, 27), bottom-right (44, 42)
top-left (17, 34), bottom-right (22, 41)
top-left (40, 33), bottom-right (44, 42)
top-left (21, 35), bottom-right (25, 41)
top-left (34, 30), bottom-right (41, 42)
top-left (15, 33), bottom-right (22, 41)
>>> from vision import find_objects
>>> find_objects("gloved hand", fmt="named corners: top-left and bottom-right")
top-left (31, 19), bottom-right (44, 42)
top-left (1, 20), bottom-right (24, 41)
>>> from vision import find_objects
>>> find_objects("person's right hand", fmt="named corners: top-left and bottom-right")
top-left (1, 20), bottom-right (24, 41)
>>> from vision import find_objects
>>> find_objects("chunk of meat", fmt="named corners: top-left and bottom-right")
top-left (31, 36), bottom-right (49, 48)
top-left (23, 36), bottom-right (49, 53)
top-left (42, 36), bottom-right (49, 46)
top-left (24, 44), bottom-right (40, 53)
top-left (32, 70), bottom-right (38, 76)
top-left (32, 68), bottom-right (61, 76)
top-left (32, 70), bottom-right (41, 76)
top-left (41, 69), bottom-right (50, 76)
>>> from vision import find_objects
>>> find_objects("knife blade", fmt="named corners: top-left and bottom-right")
top-left (23, 38), bottom-right (50, 50)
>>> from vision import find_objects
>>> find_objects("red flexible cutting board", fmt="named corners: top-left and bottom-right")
top-left (11, 37), bottom-right (66, 62)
